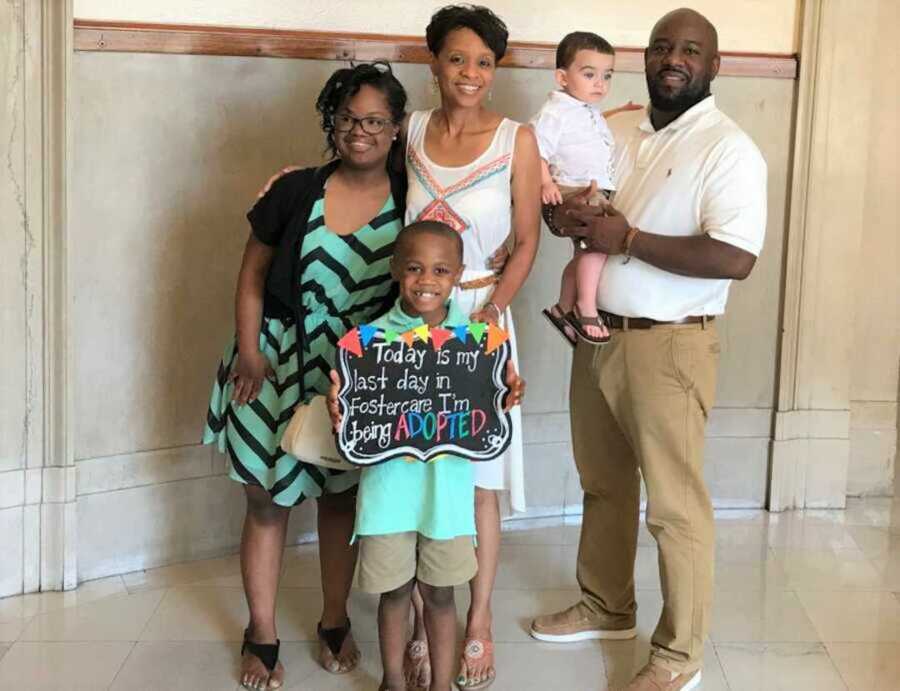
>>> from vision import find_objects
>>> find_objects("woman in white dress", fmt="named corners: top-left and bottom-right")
top-left (402, 6), bottom-right (541, 690)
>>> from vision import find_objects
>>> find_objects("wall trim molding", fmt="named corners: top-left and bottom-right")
top-left (73, 19), bottom-right (799, 80)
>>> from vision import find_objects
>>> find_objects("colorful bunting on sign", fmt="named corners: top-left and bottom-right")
top-left (341, 321), bottom-right (507, 356)
top-left (359, 324), bottom-right (378, 347)
top-left (430, 328), bottom-right (453, 351)
top-left (469, 322), bottom-right (487, 344)
top-left (337, 328), bottom-right (363, 357)
top-left (485, 323), bottom-right (510, 354)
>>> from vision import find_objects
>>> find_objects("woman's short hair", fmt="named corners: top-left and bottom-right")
top-left (426, 5), bottom-right (509, 62)
top-left (315, 61), bottom-right (407, 159)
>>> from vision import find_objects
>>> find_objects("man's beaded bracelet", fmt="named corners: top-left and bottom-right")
top-left (623, 227), bottom-right (640, 264)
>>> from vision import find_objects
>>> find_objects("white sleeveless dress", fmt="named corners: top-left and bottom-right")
top-left (405, 109), bottom-right (526, 513)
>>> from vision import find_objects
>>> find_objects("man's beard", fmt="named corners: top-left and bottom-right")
top-left (646, 73), bottom-right (711, 112)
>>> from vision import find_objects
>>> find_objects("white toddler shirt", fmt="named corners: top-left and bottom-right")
top-left (530, 90), bottom-right (616, 190)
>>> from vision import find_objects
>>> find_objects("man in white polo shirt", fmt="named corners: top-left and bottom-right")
top-left (530, 9), bottom-right (766, 691)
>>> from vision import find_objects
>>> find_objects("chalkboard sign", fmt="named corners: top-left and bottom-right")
top-left (334, 321), bottom-right (512, 466)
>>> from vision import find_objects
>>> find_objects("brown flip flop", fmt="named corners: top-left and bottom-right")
top-left (564, 306), bottom-right (610, 345)
top-left (541, 304), bottom-right (577, 348)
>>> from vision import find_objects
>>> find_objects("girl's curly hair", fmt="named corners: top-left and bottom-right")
top-left (315, 61), bottom-right (407, 160)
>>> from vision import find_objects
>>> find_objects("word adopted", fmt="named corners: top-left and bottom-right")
top-left (335, 322), bottom-right (511, 465)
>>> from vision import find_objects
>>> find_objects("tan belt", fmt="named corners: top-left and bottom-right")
top-left (600, 311), bottom-right (715, 330)
top-left (457, 273), bottom-right (500, 291)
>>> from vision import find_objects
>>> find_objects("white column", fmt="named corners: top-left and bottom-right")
top-left (41, 0), bottom-right (77, 590)
top-left (0, 0), bottom-right (75, 595)
top-left (770, 0), bottom-right (879, 509)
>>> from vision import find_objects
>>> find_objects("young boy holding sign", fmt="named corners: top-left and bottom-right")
top-left (328, 221), bottom-right (524, 691)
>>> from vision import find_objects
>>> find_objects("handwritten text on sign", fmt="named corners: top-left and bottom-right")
top-left (335, 322), bottom-right (512, 465)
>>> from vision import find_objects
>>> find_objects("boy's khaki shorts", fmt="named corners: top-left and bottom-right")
top-left (357, 532), bottom-right (477, 594)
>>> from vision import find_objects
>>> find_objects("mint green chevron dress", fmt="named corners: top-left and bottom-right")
top-left (202, 190), bottom-right (401, 507)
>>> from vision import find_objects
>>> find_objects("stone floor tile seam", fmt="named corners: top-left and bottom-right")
top-left (793, 587), bottom-right (898, 594)
top-left (121, 571), bottom-right (170, 596)
top-left (0, 614), bottom-right (31, 639)
top-left (713, 640), bottom-right (850, 689)
top-left (712, 636), bottom-right (825, 645)
top-left (168, 583), bottom-right (323, 592)
top-left (712, 641), bottom-right (831, 652)
top-left (290, 642), bottom-right (332, 688)
top-left (134, 588), bottom-right (173, 643)
top-left (485, 586), bottom-right (595, 593)
top-left (597, 646), bottom-right (618, 691)
top-left (709, 642), bottom-right (734, 691)
top-left (822, 646), bottom-right (851, 691)
top-left (104, 640), bottom-right (139, 691)
top-left (823, 641), bottom-right (900, 691)
top-left (818, 638), bottom-right (900, 644)
top-left (122, 580), bottom-right (151, 596)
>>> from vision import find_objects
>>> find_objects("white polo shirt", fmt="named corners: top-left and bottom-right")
top-left (598, 96), bottom-right (767, 320)
top-left (530, 90), bottom-right (616, 190)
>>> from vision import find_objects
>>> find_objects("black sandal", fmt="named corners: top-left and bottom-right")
top-left (541, 304), bottom-right (577, 348)
top-left (564, 306), bottom-right (611, 345)
top-left (318, 619), bottom-right (357, 674)
top-left (241, 629), bottom-right (281, 689)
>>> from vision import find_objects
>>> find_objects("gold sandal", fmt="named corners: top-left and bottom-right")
top-left (404, 639), bottom-right (431, 689)
top-left (455, 638), bottom-right (496, 690)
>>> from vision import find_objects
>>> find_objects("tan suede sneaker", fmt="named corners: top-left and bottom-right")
top-left (623, 663), bottom-right (702, 691)
top-left (529, 602), bottom-right (637, 643)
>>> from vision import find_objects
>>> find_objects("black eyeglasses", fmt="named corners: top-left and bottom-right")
top-left (333, 113), bottom-right (392, 135)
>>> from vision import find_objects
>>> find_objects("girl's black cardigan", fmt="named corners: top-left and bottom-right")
top-left (247, 158), bottom-right (407, 402)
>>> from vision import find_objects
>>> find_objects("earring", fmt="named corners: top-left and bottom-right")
top-left (489, 90), bottom-right (493, 101)
top-left (431, 76), bottom-right (440, 95)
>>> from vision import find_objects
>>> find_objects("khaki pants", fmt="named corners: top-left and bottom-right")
top-left (570, 322), bottom-right (719, 673)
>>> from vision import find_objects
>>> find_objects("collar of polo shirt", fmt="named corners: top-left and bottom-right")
top-left (639, 94), bottom-right (717, 133)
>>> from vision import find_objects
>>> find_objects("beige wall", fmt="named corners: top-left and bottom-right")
top-left (67, 51), bottom-right (793, 580)
top-left (73, 0), bottom-right (800, 53)
top-left (1, 0), bottom-right (896, 595)
top-left (848, 0), bottom-right (900, 495)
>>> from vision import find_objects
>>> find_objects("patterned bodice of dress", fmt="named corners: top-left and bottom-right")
top-left (299, 191), bottom-right (400, 399)
top-left (405, 109), bottom-right (520, 272)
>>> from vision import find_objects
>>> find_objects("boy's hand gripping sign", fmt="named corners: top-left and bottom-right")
top-left (335, 321), bottom-right (513, 465)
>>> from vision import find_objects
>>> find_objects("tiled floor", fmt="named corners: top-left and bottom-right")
top-left (1, 497), bottom-right (899, 690)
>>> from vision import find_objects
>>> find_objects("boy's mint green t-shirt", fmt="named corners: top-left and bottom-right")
top-left (353, 298), bottom-right (476, 541)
